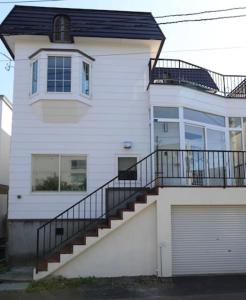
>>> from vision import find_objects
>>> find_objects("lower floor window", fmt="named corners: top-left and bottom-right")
top-left (118, 157), bottom-right (137, 180)
top-left (32, 154), bottom-right (87, 192)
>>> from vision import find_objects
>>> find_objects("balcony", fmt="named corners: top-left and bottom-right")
top-left (149, 59), bottom-right (246, 98)
top-left (156, 149), bottom-right (246, 187)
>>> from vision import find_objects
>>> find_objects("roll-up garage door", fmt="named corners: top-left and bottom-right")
top-left (172, 205), bottom-right (246, 275)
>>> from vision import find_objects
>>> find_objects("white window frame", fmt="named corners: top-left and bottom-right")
top-left (81, 59), bottom-right (92, 98)
top-left (31, 154), bottom-right (87, 193)
top-left (31, 59), bottom-right (38, 95)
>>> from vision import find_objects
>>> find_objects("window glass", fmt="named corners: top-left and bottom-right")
top-left (47, 56), bottom-right (71, 92)
top-left (118, 157), bottom-right (137, 180)
top-left (53, 15), bottom-right (70, 43)
top-left (243, 118), bottom-right (246, 150)
top-left (32, 60), bottom-right (38, 94)
top-left (60, 156), bottom-right (86, 191)
top-left (32, 155), bottom-right (87, 192)
top-left (207, 129), bottom-right (226, 150)
top-left (185, 125), bottom-right (205, 150)
top-left (184, 108), bottom-right (225, 127)
top-left (229, 117), bottom-right (241, 128)
top-left (32, 155), bottom-right (59, 191)
top-left (230, 131), bottom-right (242, 151)
top-left (153, 107), bottom-right (179, 119)
top-left (154, 121), bottom-right (180, 150)
top-left (82, 61), bottom-right (90, 95)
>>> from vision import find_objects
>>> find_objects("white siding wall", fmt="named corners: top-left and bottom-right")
top-left (0, 100), bottom-right (12, 185)
top-left (9, 37), bottom-right (154, 219)
top-left (149, 85), bottom-right (246, 117)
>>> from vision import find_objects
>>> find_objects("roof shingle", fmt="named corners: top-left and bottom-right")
top-left (0, 5), bottom-right (165, 41)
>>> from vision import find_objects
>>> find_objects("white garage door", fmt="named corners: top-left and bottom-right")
top-left (171, 205), bottom-right (246, 275)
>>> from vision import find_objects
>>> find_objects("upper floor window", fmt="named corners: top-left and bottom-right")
top-left (82, 61), bottom-right (90, 96)
top-left (47, 56), bottom-right (71, 92)
top-left (53, 15), bottom-right (71, 43)
top-left (32, 60), bottom-right (38, 94)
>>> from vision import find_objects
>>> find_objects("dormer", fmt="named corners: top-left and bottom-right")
top-left (52, 15), bottom-right (72, 43)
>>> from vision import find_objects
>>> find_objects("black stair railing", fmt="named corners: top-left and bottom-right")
top-left (149, 58), bottom-right (246, 98)
top-left (36, 149), bottom-right (246, 271)
top-left (36, 150), bottom-right (158, 271)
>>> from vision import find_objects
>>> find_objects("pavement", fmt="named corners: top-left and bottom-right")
top-left (1, 274), bottom-right (246, 299)
top-left (0, 266), bottom-right (32, 291)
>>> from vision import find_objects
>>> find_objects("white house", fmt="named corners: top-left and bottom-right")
top-left (0, 95), bottom-right (12, 186)
top-left (0, 95), bottom-right (12, 238)
top-left (2, 5), bottom-right (246, 279)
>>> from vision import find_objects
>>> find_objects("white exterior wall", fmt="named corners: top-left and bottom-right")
top-left (0, 99), bottom-right (12, 185)
top-left (9, 37), bottom-right (158, 219)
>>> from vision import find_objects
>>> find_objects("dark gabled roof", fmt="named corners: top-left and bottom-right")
top-left (151, 67), bottom-right (218, 91)
top-left (0, 5), bottom-right (165, 41)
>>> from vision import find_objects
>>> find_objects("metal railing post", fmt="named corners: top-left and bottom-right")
top-left (223, 75), bottom-right (226, 97)
top-left (178, 60), bottom-right (181, 84)
top-left (222, 151), bottom-right (227, 188)
top-left (156, 150), bottom-right (159, 181)
top-left (36, 229), bottom-right (39, 273)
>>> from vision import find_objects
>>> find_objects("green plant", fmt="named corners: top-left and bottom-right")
top-left (26, 276), bottom-right (96, 292)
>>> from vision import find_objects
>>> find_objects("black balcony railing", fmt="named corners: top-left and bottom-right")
top-left (149, 59), bottom-right (246, 98)
top-left (156, 149), bottom-right (246, 187)
top-left (36, 149), bottom-right (246, 272)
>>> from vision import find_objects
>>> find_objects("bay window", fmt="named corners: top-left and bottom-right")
top-left (32, 154), bottom-right (86, 192)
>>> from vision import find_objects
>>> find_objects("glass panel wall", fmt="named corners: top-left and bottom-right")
top-left (207, 129), bottom-right (226, 186)
top-left (184, 108), bottom-right (225, 127)
top-left (185, 125), bottom-right (205, 185)
top-left (153, 106), bottom-right (246, 186)
top-left (154, 120), bottom-right (180, 185)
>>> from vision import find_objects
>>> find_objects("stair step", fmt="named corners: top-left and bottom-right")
top-left (47, 253), bottom-right (60, 263)
top-left (136, 194), bottom-right (147, 203)
top-left (98, 222), bottom-right (111, 229)
top-left (147, 187), bottom-right (159, 195)
top-left (73, 237), bottom-right (86, 245)
top-left (125, 202), bottom-right (135, 211)
top-left (60, 244), bottom-right (73, 254)
top-left (37, 261), bottom-right (48, 272)
top-left (86, 229), bottom-right (98, 237)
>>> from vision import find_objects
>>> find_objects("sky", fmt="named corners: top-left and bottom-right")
top-left (1, 0), bottom-right (246, 101)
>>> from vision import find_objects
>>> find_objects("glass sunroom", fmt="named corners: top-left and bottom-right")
top-left (152, 106), bottom-right (246, 186)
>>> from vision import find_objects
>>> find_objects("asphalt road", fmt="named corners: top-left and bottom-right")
top-left (2, 275), bottom-right (246, 299)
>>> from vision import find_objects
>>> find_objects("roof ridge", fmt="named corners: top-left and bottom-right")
top-left (13, 4), bottom-right (153, 15)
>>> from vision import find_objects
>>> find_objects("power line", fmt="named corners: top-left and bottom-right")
top-left (1, 45), bottom-right (246, 63)
top-left (0, 51), bottom-right (158, 62)
top-left (158, 13), bottom-right (246, 25)
top-left (0, 0), bottom-right (63, 4)
top-left (155, 6), bottom-right (246, 18)
top-left (165, 45), bottom-right (246, 53)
